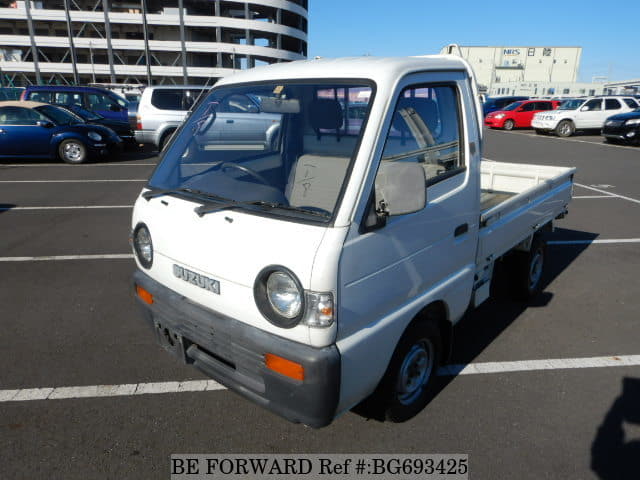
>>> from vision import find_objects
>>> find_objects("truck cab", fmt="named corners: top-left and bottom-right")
top-left (131, 56), bottom-right (575, 427)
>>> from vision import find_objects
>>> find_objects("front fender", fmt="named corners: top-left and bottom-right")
top-left (50, 132), bottom-right (89, 157)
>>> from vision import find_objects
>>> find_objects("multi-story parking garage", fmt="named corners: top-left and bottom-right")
top-left (0, 0), bottom-right (308, 86)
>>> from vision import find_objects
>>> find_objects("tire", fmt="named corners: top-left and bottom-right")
top-left (510, 235), bottom-right (546, 301)
top-left (159, 130), bottom-right (175, 152)
top-left (503, 119), bottom-right (515, 131)
top-left (58, 139), bottom-right (88, 164)
top-left (555, 120), bottom-right (575, 137)
top-left (371, 320), bottom-right (442, 422)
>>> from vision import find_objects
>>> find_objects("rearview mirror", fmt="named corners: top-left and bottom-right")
top-left (580, 106), bottom-right (589, 112)
top-left (36, 120), bottom-right (54, 128)
top-left (374, 162), bottom-right (426, 217)
top-left (109, 104), bottom-right (121, 112)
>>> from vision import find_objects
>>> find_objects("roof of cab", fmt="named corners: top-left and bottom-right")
top-left (215, 55), bottom-right (470, 88)
top-left (0, 100), bottom-right (48, 108)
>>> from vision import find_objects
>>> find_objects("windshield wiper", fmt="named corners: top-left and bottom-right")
top-left (142, 187), bottom-right (211, 201)
top-left (248, 201), bottom-right (331, 219)
top-left (195, 199), bottom-right (331, 219)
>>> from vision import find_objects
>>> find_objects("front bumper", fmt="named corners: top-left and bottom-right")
top-left (484, 117), bottom-right (504, 128)
top-left (133, 270), bottom-right (341, 428)
top-left (602, 123), bottom-right (640, 143)
top-left (531, 118), bottom-right (558, 131)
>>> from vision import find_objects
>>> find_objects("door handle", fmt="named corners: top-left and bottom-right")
top-left (226, 119), bottom-right (234, 124)
top-left (454, 223), bottom-right (468, 237)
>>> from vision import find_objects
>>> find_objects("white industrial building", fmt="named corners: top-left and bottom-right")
top-left (0, 0), bottom-right (308, 86)
top-left (451, 45), bottom-right (584, 96)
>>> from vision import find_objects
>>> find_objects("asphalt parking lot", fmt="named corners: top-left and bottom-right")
top-left (1, 130), bottom-right (639, 480)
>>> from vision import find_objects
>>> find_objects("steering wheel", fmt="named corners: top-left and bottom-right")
top-left (220, 162), bottom-right (270, 186)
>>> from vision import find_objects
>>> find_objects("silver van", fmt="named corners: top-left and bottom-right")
top-left (134, 86), bottom-right (207, 151)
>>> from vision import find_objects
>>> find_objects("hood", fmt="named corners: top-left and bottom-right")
top-left (71, 123), bottom-right (119, 138)
top-left (133, 194), bottom-right (327, 290)
top-left (606, 110), bottom-right (640, 121)
top-left (88, 118), bottom-right (132, 135)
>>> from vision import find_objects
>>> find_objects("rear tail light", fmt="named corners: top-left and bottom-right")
top-left (136, 114), bottom-right (142, 130)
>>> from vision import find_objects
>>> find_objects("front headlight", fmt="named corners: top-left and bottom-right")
top-left (254, 266), bottom-right (335, 329)
top-left (625, 118), bottom-right (640, 126)
top-left (494, 113), bottom-right (505, 119)
top-left (87, 131), bottom-right (102, 141)
top-left (132, 223), bottom-right (153, 269)
top-left (255, 267), bottom-right (304, 328)
top-left (267, 271), bottom-right (302, 319)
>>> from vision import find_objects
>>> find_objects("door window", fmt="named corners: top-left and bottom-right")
top-left (583, 99), bottom-right (602, 111)
top-left (88, 93), bottom-right (119, 111)
top-left (623, 98), bottom-right (638, 108)
top-left (0, 106), bottom-right (46, 125)
top-left (605, 99), bottom-right (622, 110)
top-left (29, 91), bottom-right (52, 103)
top-left (380, 84), bottom-right (462, 184)
top-left (54, 92), bottom-right (83, 107)
top-left (535, 102), bottom-right (552, 111)
top-left (520, 102), bottom-right (536, 111)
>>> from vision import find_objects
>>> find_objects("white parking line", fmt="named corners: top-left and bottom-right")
top-left (0, 179), bottom-right (146, 183)
top-left (574, 183), bottom-right (640, 205)
top-left (0, 254), bottom-right (134, 262)
top-left (2, 354), bottom-right (639, 403)
top-left (548, 238), bottom-right (640, 245)
top-left (493, 130), bottom-right (640, 151)
top-left (1, 205), bottom-right (132, 211)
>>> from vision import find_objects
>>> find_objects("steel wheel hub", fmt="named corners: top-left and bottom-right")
top-left (397, 340), bottom-right (433, 405)
top-left (64, 143), bottom-right (82, 161)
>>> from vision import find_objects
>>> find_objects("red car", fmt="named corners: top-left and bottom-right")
top-left (485, 99), bottom-right (560, 130)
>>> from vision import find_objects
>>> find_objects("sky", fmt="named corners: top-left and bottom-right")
top-left (307, 0), bottom-right (640, 83)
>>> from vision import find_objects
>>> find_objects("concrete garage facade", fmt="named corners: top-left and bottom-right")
top-left (0, 0), bottom-right (308, 86)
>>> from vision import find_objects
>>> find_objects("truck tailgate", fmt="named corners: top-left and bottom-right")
top-left (478, 161), bottom-right (576, 261)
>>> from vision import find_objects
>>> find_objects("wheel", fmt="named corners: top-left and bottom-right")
top-left (371, 320), bottom-right (441, 422)
top-left (159, 130), bottom-right (175, 151)
top-left (220, 162), bottom-right (270, 186)
top-left (503, 119), bottom-right (515, 131)
top-left (510, 235), bottom-right (546, 301)
top-left (58, 139), bottom-right (88, 164)
top-left (555, 120), bottom-right (575, 137)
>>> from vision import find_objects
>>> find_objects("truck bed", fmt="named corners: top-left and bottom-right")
top-left (477, 160), bottom-right (576, 262)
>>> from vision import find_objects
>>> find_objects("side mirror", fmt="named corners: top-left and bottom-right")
top-left (580, 106), bottom-right (589, 112)
top-left (36, 120), bottom-right (54, 128)
top-left (374, 162), bottom-right (426, 217)
top-left (109, 104), bottom-right (121, 112)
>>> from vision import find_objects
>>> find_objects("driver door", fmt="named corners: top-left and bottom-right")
top-left (576, 99), bottom-right (603, 128)
top-left (0, 106), bottom-right (53, 156)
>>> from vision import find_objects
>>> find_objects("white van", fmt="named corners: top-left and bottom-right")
top-left (131, 56), bottom-right (575, 427)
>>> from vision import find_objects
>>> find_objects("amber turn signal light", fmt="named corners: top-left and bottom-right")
top-left (136, 285), bottom-right (154, 305)
top-left (264, 353), bottom-right (304, 381)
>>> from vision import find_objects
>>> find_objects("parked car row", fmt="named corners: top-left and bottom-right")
top-left (0, 101), bottom-right (122, 163)
top-left (484, 94), bottom-right (640, 145)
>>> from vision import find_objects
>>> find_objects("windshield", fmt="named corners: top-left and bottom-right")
top-left (69, 106), bottom-right (102, 121)
top-left (558, 99), bottom-right (584, 110)
top-left (502, 101), bottom-right (524, 111)
top-left (36, 105), bottom-right (84, 125)
top-left (148, 81), bottom-right (374, 222)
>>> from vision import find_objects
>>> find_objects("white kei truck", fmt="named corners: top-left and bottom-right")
top-left (131, 55), bottom-right (575, 428)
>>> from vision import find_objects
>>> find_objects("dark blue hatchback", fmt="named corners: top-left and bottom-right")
top-left (21, 85), bottom-right (129, 122)
top-left (0, 101), bottom-right (122, 163)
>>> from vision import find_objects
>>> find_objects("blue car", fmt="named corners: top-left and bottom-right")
top-left (0, 101), bottom-right (122, 163)
top-left (483, 96), bottom-right (529, 117)
top-left (21, 85), bottom-right (129, 123)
